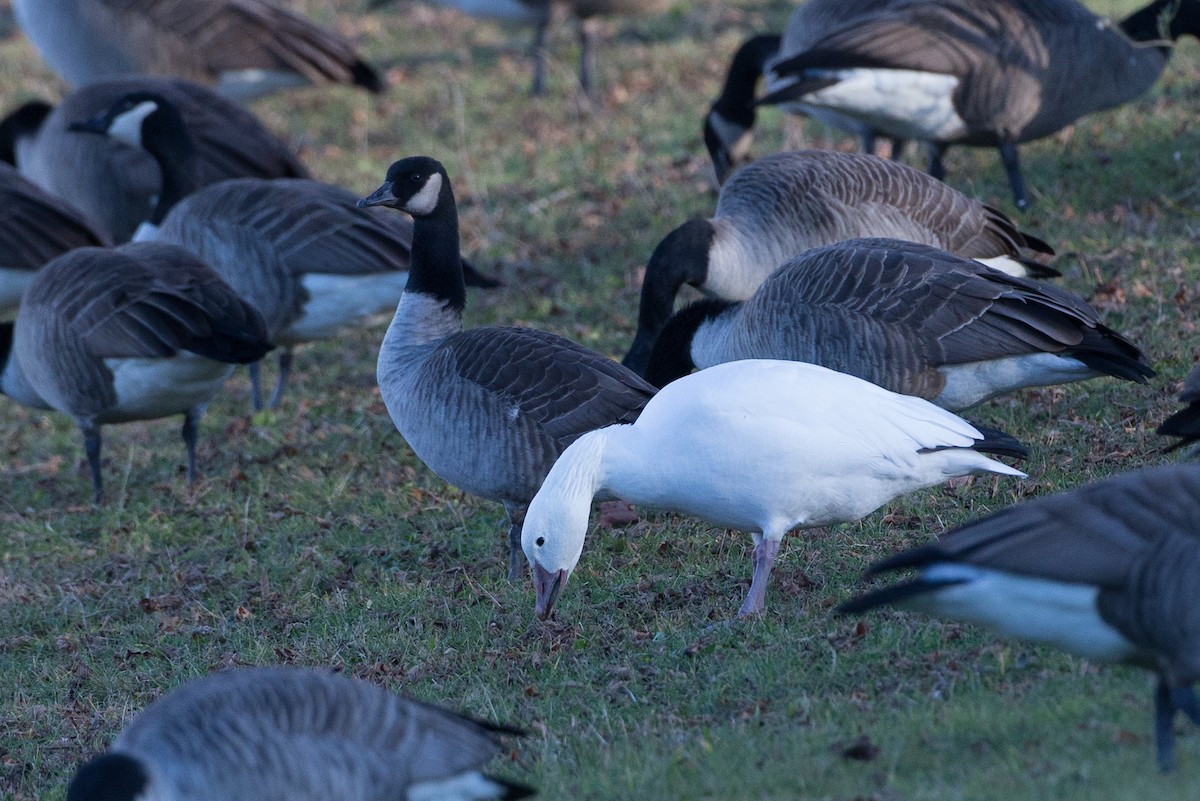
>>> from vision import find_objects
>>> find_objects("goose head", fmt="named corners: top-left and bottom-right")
top-left (66, 752), bottom-right (151, 801)
top-left (358, 156), bottom-right (450, 219)
top-left (68, 92), bottom-right (177, 152)
top-left (521, 466), bottom-right (595, 620)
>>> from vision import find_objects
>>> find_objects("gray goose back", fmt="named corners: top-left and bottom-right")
top-left (67, 667), bottom-right (532, 801)
top-left (0, 163), bottom-right (111, 317)
top-left (840, 463), bottom-right (1200, 770)
top-left (644, 238), bottom-right (1152, 407)
top-left (12, 0), bottom-right (382, 99)
top-left (2, 77), bottom-right (308, 242)
top-left (362, 156), bottom-right (655, 579)
top-left (623, 150), bottom-right (1054, 373)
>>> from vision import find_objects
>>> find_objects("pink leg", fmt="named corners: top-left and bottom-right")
top-left (738, 538), bottom-right (781, 617)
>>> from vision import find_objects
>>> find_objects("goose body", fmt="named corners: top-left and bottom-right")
top-left (12, 0), bottom-right (382, 99)
top-left (840, 463), bottom-right (1200, 771)
top-left (521, 358), bottom-right (1025, 618)
top-left (360, 156), bottom-right (656, 580)
top-left (71, 93), bottom-right (498, 410)
top-left (622, 150), bottom-right (1055, 373)
top-left (66, 667), bottom-right (533, 801)
top-left (0, 78), bottom-right (309, 243)
top-left (758, 0), bottom-right (1200, 207)
top-left (0, 162), bottom-right (111, 318)
top-left (0, 242), bottom-right (271, 502)
top-left (641, 238), bottom-right (1154, 406)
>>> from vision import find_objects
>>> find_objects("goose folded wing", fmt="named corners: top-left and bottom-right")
top-left (870, 464), bottom-right (1200, 587)
top-left (0, 167), bottom-right (111, 270)
top-left (448, 327), bottom-right (657, 443)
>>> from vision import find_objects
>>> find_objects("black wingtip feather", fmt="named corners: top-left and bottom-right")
top-left (1017, 231), bottom-right (1055, 256)
top-left (965, 423), bottom-right (1029, 461)
top-left (1157, 405), bottom-right (1200, 452)
top-left (462, 259), bottom-right (503, 289)
top-left (352, 60), bottom-right (385, 94)
top-left (494, 777), bottom-right (538, 799)
top-left (1014, 257), bottom-right (1061, 278)
top-left (755, 75), bottom-right (839, 107)
top-left (837, 576), bottom-right (968, 615)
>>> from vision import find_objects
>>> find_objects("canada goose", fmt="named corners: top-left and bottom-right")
top-left (839, 463), bottom-right (1200, 771)
top-left (66, 667), bottom-right (534, 801)
top-left (641, 238), bottom-right (1154, 406)
top-left (372, 0), bottom-right (670, 95)
top-left (622, 150), bottom-right (1056, 374)
top-left (705, 0), bottom-right (908, 182)
top-left (359, 156), bottom-right (656, 581)
top-left (0, 77), bottom-right (309, 242)
top-left (0, 162), bottom-right (111, 320)
top-left (12, 0), bottom-right (383, 100)
top-left (1157, 363), bottom-right (1200, 452)
top-left (71, 92), bottom-right (498, 410)
top-left (521, 359), bottom-right (1026, 619)
top-left (0, 242), bottom-right (271, 503)
top-left (756, 0), bottom-right (1200, 208)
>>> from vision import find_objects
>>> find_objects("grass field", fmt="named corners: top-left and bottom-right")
top-left (2, 0), bottom-right (1200, 798)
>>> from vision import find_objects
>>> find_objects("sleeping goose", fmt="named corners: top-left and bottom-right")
top-left (622, 150), bottom-right (1056, 374)
top-left (521, 358), bottom-right (1026, 619)
top-left (0, 162), bottom-right (111, 320)
top-left (641, 238), bottom-right (1154, 406)
top-left (705, 0), bottom-right (909, 182)
top-left (359, 156), bottom-right (656, 581)
top-left (0, 78), bottom-right (310, 243)
top-left (66, 667), bottom-right (534, 801)
top-left (838, 462), bottom-right (1200, 771)
top-left (12, 0), bottom-right (383, 100)
top-left (757, 0), bottom-right (1200, 208)
top-left (0, 242), bottom-right (271, 503)
top-left (372, 0), bottom-right (670, 95)
top-left (70, 92), bottom-right (497, 410)
top-left (1157, 363), bottom-right (1200, 452)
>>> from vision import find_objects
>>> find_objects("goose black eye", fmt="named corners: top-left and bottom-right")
top-left (535, 537), bottom-right (545, 546)
top-left (411, 173), bottom-right (423, 183)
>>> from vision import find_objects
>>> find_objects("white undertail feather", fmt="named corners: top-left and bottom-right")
top-left (799, 69), bottom-right (967, 141)
top-left (936, 353), bottom-right (1095, 410)
top-left (103, 354), bottom-right (232, 423)
top-left (407, 771), bottom-right (512, 801)
top-left (905, 564), bottom-right (1141, 663)
top-left (974, 255), bottom-right (1032, 277)
top-left (278, 271), bottom-right (411, 343)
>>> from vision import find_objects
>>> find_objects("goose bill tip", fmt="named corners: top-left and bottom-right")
top-left (357, 184), bottom-right (396, 209)
top-left (532, 561), bottom-right (568, 621)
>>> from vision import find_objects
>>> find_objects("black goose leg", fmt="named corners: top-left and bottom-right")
top-left (504, 502), bottom-right (527, 582)
top-left (927, 141), bottom-right (948, 181)
top-left (998, 140), bottom-right (1029, 209)
top-left (860, 130), bottom-right (877, 156)
top-left (249, 361), bottom-right (265, 412)
top-left (530, 15), bottom-right (550, 96)
top-left (1155, 681), bottom-right (1178, 772)
top-left (578, 18), bottom-right (599, 96)
top-left (267, 348), bottom-right (294, 410)
top-left (181, 407), bottom-right (202, 485)
top-left (889, 138), bottom-right (907, 160)
top-left (79, 419), bottom-right (103, 504)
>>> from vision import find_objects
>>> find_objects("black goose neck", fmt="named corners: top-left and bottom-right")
top-left (643, 298), bottom-right (732, 388)
top-left (0, 100), bottom-right (51, 165)
top-left (406, 180), bottom-right (466, 311)
top-left (139, 104), bottom-right (202, 225)
top-left (0, 321), bottom-right (12, 377)
top-left (711, 34), bottom-right (781, 124)
top-left (1121, 0), bottom-right (1192, 44)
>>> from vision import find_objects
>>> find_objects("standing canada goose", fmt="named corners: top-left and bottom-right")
top-left (838, 463), bottom-right (1200, 771)
top-left (0, 242), bottom-right (271, 503)
top-left (359, 156), bottom-right (656, 581)
top-left (641, 238), bottom-right (1154, 405)
top-left (622, 150), bottom-right (1056, 374)
top-left (0, 162), bottom-right (111, 319)
top-left (1157, 363), bottom-right (1200, 452)
top-left (756, 0), bottom-right (1200, 208)
top-left (70, 92), bottom-right (497, 410)
top-left (522, 359), bottom-right (1026, 619)
top-left (0, 77), bottom-right (309, 242)
top-left (705, 0), bottom-right (907, 182)
top-left (12, 0), bottom-right (383, 100)
top-left (372, 0), bottom-right (670, 95)
top-left (66, 667), bottom-right (534, 801)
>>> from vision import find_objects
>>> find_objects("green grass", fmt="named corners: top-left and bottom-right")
top-left (3, 0), bottom-right (1200, 798)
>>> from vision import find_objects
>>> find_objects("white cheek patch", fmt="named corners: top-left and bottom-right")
top-left (405, 172), bottom-right (443, 216)
top-left (107, 101), bottom-right (159, 147)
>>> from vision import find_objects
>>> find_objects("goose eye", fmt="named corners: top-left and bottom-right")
top-left (411, 173), bottom-right (423, 183)
top-left (535, 537), bottom-right (545, 547)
